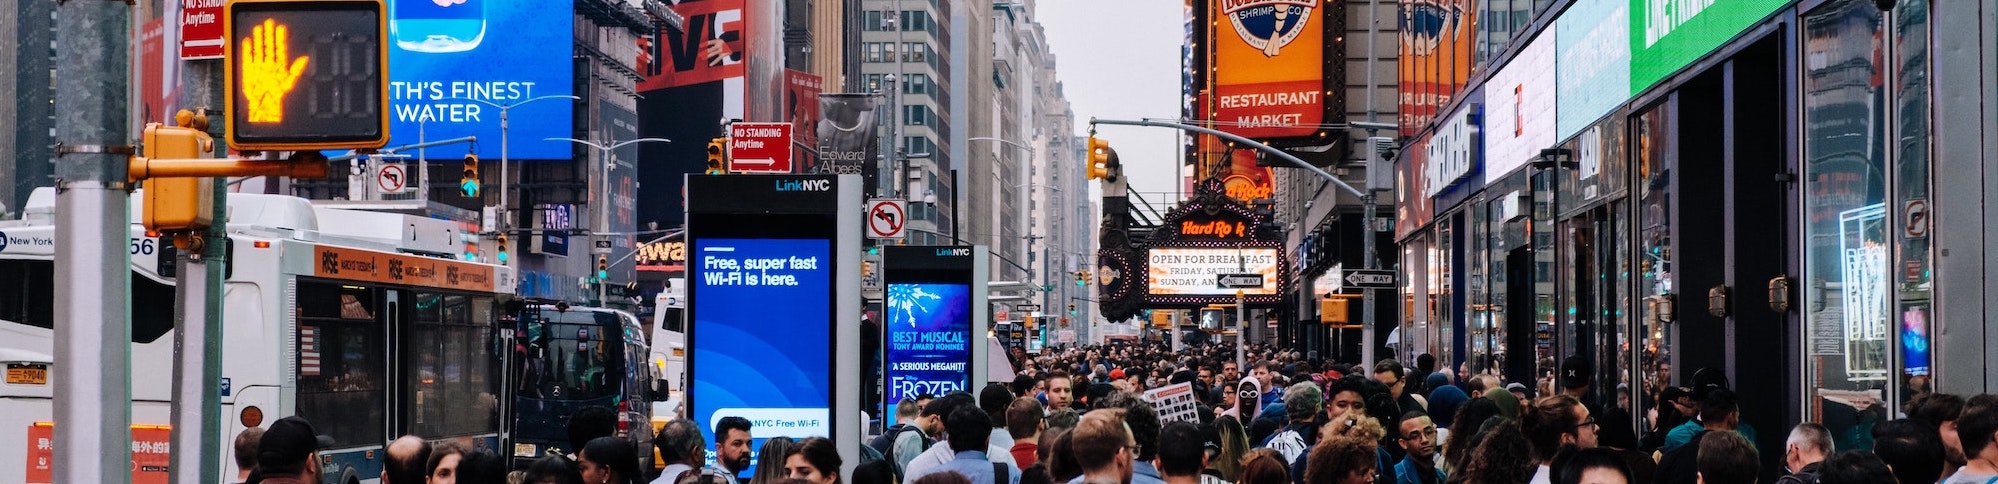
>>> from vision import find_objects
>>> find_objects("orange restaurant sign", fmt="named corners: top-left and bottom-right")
top-left (25, 423), bottom-right (173, 484)
top-left (313, 245), bottom-right (496, 292)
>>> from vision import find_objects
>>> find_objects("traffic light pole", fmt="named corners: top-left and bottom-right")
top-left (1088, 117), bottom-right (1383, 365)
top-left (169, 54), bottom-right (230, 484)
top-left (52, 1), bottom-right (132, 482)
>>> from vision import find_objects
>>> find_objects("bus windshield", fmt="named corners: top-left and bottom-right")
top-left (519, 310), bottom-right (623, 401)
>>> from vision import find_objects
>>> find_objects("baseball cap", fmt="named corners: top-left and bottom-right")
top-left (1560, 356), bottom-right (1593, 390)
top-left (257, 416), bottom-right (334, 474)
top-left (1505, 382), bottom-right (1529, 394)
top-left (1110, 368), bottom-right (1126, 380)
top-left (1691, 367), bottom-right (1731, 400)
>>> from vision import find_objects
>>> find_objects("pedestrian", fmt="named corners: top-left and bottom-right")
top-left (1071, 408), bottom-right (1136, 484)
top-left (524, 455), bottom-right (586, 484)
top-left (1394, 411), bottom-right (1446, 484)
top-left (1045, 408), bottom-right (1080, 432)
top-left (873, 399), bottom-right (929, 459)
top-left (383, 435), bottom-right (433, 484)
top-left (1237, 449), bottom-right (1290, 484)
top-left (455, 449), bottom-right (508, 484)
top-left (906, 393), bottom-right (1016, 476)
top-left (1906, 392), bottom-right (1969, 478)
top-left (1266, 382), bottom-right (1325, 468)
top-left (1006, 397), bottom-right (1045, 469)
top-left (580, 436), bottom-right (645, 484)
top-left (1691, 431), bottom-right (1757, 484)
top-left (1942, 394), bottom-right (1998, 484)
top-left (905, 406), bottom-right (1019, 484)
top-left (1654, 389), bottom-right (1747, 484)
top-left (1304, 416), bottom-right (1388, 484)
top-left (911, 473), bottom-right (973, 484)
top-left (1872, 419), bottom-right (1945, 484)
top-left (852, 460), bottom-right (900, 484)
top-left (783, 437), bottom-right (842, 484)
top-left (1550, 447), bottom-right (1633, 484)
top-left (1457, 419), bottom-right (1536, 484)
top-left (430, 442), bottom-right (469, 484)
top-left (656, 420), bottom-right (709, 484)
top-left (1441, 398), bottom-right (1502, 477)
top-left (1156, 422), bottom-right (1212, 484)
top-left (1044, 371), bottom-right (1075, 413)
top-left (570, 407), bottom-right (619, 458)
top-left (1523, 395), bottom-right (1598, 484)
top-left (254, 416), bottom-right (335, 484)
top-left (1044, 428), bottom-right (1081, 483)
top-left (714, 416), bottom-right (756, 484)
top-left (1815, 451), bottom-right (1896, 484)
top-left (1590, 408), bottom-right (1655, 484)
top-left (232, 427), bottom-right (265, 484)
top-left (750, 438), bottom-right (798, 484)
top-left (982, 384), bottom-right (1018, 452)
top-left (1661, 369), bottom-right (1758, 453)
top-left (1100, 392), bottom-right (1168, 484)
top-left (1427, 382), bottom-right (1469, 445)
top-left (1213, 416), bottom-right (1250, 482)
top-left (1776, 422), bottom-right (1832, 484)
top-left (1641, 387), bottom-right (1695, 453)
top-left (1557, 357), bottom-right (1602, 420)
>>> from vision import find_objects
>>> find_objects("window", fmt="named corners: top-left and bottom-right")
top-left (904, 105), bottom-right (930, 126)
top-left (296, 281), bottom-right (388, 448)
top-left (903, 42), bottom-right (927, 63)
top-left (901, 10), bottom-right (930, 33)
top-left (407, 293), bottom-right (499, 438)
top-left (864, 74), bottom-right (887, 92)
top-left (0, 259), bottom-right (179, 344)
top-left (902, 74), bottom-right (930, 95)
top-left (518, 309), bottom-right (624, 401)
top-left (864, 11), bottom-right (887, 31)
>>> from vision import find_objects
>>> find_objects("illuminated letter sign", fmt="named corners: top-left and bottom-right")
top-left (226, 0), bottom-right (389, 151)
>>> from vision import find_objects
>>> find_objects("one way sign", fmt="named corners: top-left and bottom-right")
top-left (1344, 269), bottom-right (1395, 288)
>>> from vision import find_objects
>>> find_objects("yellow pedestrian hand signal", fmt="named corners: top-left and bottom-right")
top-left (239, 18), bottom-right (310, 124)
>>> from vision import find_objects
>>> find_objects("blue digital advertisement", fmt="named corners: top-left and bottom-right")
top-left (884, 283), bottom-right (973, 407)
top-left (690, 237), bottom-right (831, 473)
top-left (386, 0), bottom-right (574, 160)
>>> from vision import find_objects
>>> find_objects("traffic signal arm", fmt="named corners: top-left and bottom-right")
top-left (129, 152), bottom-right (330, 183)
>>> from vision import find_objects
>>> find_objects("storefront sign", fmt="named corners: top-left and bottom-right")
top-left (1556, 0), bottom-right (1631, 139)
top-left (1179, 219), bottom-right (1253, 239)
top-left (1398, 0), bottom-right (1480, 133)
top-left (636, 240), bottom-right (688, 269)
top-left (1212, 0), bottom-right (1333, 139)
top-left (1630, 0), bottom-right (1789, 95)
top-left (1424, 103), bottom-right (1480, 197)
top-left (1147, 248), bottom-right (1280, 296)
top-left (1484, 33), bottom-right (1557, 183)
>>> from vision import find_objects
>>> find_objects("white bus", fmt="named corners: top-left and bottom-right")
top-left (0, 188), bottom-right (515, 484)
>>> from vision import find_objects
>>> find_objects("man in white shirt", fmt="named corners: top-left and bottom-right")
top-left (652, 420), bottom-right (706, 484)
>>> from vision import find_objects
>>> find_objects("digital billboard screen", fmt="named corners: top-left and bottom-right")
top-left (883, 283), bottom-right (972, 407)
top-left (1146, 247), bottom-right (1280, 296)
top-left (386, 0), bottom-right (573, 160)
top-left (689, 237), bottom-right (831, 474)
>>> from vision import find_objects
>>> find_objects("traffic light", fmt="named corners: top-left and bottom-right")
top-left (705, 137), bottom-right (728, 174)
top-left (495, 232), bottom-right (509, 263)
top-left (1085, 136), bottom-right (1114, 180)
top-left (140, 123), bottom-right (216, 235)
top-left (1068, 303), bottom-right (1077, 316)
top-left (461, 154), bottom-right (480, 198)
top-left (1074, 270), bottom-right (1088, 287)
top-left (225, 0), bottom-right (388, 151)
top-left (597, 255), bottom-right (610, 280)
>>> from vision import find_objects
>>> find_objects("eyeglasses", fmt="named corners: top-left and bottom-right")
top-left (1573, 417), bottom-right (1598, 431)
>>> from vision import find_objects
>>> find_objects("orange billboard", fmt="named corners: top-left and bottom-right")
top-left (1398, 0), bottom-right (1478, 133)
top-left (312, 245), bottom-right (498, 292)
top-left (1210, 0), bottom-right (1334, 139)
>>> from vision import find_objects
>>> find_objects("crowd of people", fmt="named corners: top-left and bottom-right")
top-left (229, 341), bottom-right (1998, 484)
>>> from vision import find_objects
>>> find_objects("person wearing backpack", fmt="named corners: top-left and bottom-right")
top-left (1776, 423), bottom-right (1833, 484)
top-left (904, 406), bottom-right (1019, 484)
top-left (872, 396), bottom-right (935, 461)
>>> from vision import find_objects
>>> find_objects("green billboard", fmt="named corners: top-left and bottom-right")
top-left (1629, 0), bottom-right (1790, 94)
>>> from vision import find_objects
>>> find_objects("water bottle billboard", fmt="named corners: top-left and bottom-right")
top-left (386, 0), bottom-right (574, 160)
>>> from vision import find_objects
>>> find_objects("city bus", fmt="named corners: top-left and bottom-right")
top-left (509, 302), bottom-right (653, 468)
top-left (0, 188), bottom-right (515, 484)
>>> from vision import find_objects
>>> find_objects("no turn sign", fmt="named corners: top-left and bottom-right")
top-left (376, 164), bottom-right (407, 193)
top-left (867, 199), bottom-right (906, 239)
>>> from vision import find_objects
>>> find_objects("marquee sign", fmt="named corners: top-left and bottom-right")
top-left (1141, 178), bottom-right (1290, 307)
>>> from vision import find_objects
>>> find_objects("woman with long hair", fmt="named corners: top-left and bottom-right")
top-left (428, 442), bottom-right (468, 484)
top-left (748, 437), bottom-right (797, 484)
top-left (1211, 416), bottom-right (1250, 482)
top-left (1236, 449), bottom-right (1290, 484)
top-left (783, 437), bottom-right (842, 484)
top-left (1453, 419), bottom-right (1537, 484)
top-left (578, 437), bottom-right (643, 484)
top-left (1441, 397), bottom-right (1502, 477)
top-left (1303, 416), bottom-right (1388, 484)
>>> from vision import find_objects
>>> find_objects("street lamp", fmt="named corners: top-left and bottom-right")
top-left (546, 136), bottom-right (672, 305)
top-left (451, 93), bottom-right (580, 267)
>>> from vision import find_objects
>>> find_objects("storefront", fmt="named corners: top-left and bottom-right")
top-left (1394, 0), bottom-right (1938, 467)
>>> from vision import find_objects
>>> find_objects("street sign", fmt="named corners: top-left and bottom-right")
top-left (1344, 269), bottom-right (1395, 288)
top-left (1905, 199), bottom-right (1928, 238)
top-left (180, 0), bottom-right (226, 59)
top-left (375, 163), bottom-right (407, 193)
top-left (1015, 304), bottom-right (1042, 313)
top-left (592, 239), bottom-right (612, 254)
top-left (727, 122), bottom-right (794, 173)
top-left (866, 199), bottom-right (907, 239)
top-left (1217, 273), bottom-right (1265, 289)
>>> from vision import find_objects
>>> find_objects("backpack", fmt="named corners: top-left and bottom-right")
top-left (869, 423), bottom-right (930, 457)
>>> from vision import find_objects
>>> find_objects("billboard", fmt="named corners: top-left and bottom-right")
top-left (636, 0), bottom-right (755, 229)
top-left (385, 0), bottom-right (574, 160)
top-left (1556, 0), bottom-right (1631, 139)
top-left (786, 70), bottom-right (823, 174)
top-left (817, 94), bottom-right (880, 175)
top-left (1209, 0), bottom-right (1336, 139)
top-left (1483, 33), bottom-right (1556, 183)
top-left (1146, 248), bottom-right (1280, 296)
top-left (1629, 0), bottom-right (1788, 95)
top-left (1398, 0), bottom-right (1479, 133)
top-left (883, 283), bottom-right (973, 405)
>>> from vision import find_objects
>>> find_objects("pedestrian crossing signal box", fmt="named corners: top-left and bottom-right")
top-left (225, 0), bottom-right (389, 151)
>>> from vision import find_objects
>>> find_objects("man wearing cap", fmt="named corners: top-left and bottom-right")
top-left (257, 416), bottom-right (335, 484)
top-left (1661, 369), bottom-right (1758, 453)
top-left (1558, 356), bottom-right (1603, 421)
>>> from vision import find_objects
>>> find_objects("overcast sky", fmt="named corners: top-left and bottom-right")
top-left (1037, 1), bottom-right (1187, 205)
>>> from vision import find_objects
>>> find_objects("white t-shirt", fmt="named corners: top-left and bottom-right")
top-left (1942, 469), bottom-right (1998, 484)
top-left (1529, 464), bottom-right (1552, 484)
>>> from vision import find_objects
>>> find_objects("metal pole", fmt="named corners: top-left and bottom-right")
top-left (1235, 290), bottom-right (1246, 372)
top-left (54, 0), bottom-right (131, 482)
top-left (1361, 193), bottom-right (1378, 366)
top-left (500, 105), bottom-right (511, 263)
top-left (169, 58), bottom-right (229, 484)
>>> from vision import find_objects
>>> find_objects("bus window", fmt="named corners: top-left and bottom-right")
top-left (519, 310), bottom-right (622, 401)
top-left (408, 293), bottom-right (501, 438)
top-left (0, 259), bottom-right (180, 344)
top-left (295, 281), bottom-right (387, 447)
